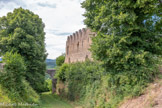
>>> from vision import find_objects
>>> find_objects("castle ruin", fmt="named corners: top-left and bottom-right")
top-left (65, 28), bottom-right (95, 63)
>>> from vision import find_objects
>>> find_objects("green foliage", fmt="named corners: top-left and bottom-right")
top-left (56, 61), bottom-right (103, 101)
top-left (0, 52), bottom-right (39, 103)
top-left (80, 0), bottom-right (162, 107)
top-left (21, 80), bottom-right (40, 103)
top-left (55, 63), bottom-right (69, 82)
top-left (82, 0), bottom-right (162, 67)
top-left (37, 76), bottom-right (50, 93)
top-left (57, 61), bottom-right (160, 107)
top-left (56, 54), bottom-right (65, 66)
top-left (0, 7), bottom-right (47, 92)
top-left (45, 79), bottom-right (52, 92)
top-left (0, 85), bottom-right (11, 103)
top-left (0, 52), bottom-right (26, 100)
top-left (56, 1), bottom-right (161, 107)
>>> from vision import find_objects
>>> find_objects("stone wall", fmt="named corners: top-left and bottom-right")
top-left (65, 28), bottom-right (95, 63)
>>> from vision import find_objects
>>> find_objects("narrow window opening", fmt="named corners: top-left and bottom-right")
top-left (67, 46), bottom-right (69, 55)
top-left (85, 55), bottom-right (89, 60)
top-left (69, 58), bottom-right (71, 63)
top-left (77, 42), bottom-right (79, 52)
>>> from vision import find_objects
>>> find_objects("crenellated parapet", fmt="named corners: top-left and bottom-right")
top-left (65, 28), bottom-right (95, 63)
top-left (66, 28), bottom-right (94, 45)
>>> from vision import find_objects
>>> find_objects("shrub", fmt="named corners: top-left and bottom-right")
top-left (45, 79), bottom-right (52, 92)
top-left (0, 52), bottom-right (39, 103)
top-left (55, 63), bottom-right (69, 82)
top-left (56, 59), bottom-right (160, 107)
top-left (56, 60), bottom-right (103, 101)
top-left (0, 85), bottom-right (11, 103)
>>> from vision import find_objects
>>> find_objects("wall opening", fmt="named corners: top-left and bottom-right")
top-left (85, 55), bottom-right (89, 60)
top-left (69, 58), bottom-right (71, 63)
top-left (67, 46), bottom-right (69, 55)
top-left (77, 42), bottom-right (79, 52)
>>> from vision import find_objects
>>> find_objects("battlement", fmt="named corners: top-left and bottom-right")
top-left (65, 28), bottom-right (95, 63)
top-left (66, 28), bottom-right (93, 44)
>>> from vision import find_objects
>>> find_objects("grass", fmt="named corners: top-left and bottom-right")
top-left (33, 92), bottom-right (73, 108)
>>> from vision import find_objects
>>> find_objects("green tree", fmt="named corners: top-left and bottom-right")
top-left (0, 8), bottom-right (47, 92)
top-left (82, 0), bottom-right (162, 71)
top-left (82, 1), bottom-right (162, 106)
top-left (56, 54), bottom-right (65, 66)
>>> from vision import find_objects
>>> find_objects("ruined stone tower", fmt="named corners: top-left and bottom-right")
top-left (65, 28), bottom-right (95, 63)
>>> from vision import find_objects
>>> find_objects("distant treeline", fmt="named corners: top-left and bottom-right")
top-left (46, 59), bottom-right (56, 69)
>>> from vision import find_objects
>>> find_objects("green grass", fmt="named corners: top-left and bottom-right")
top-left (34, 92), bottom-right (73, 108)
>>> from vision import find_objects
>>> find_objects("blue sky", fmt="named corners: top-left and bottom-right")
top-left (0, 0), bottom-right (85, 59)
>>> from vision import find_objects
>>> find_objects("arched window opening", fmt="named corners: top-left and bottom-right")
top-left (85, 55), bottom-right (89, 60)
top-left (69, 58), bottom-right (71, 63)
top-left (67, 46), bottom-right (69, 55)
top-left (77, 42), bottom-right (79, 52)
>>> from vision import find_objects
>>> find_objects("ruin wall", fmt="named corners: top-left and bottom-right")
top-left (65, 28), bottom-right (95, 63)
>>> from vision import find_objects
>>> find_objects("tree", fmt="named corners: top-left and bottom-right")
top-left (82, 0), bottom-right (162, 71)
top-left (82, 0), bottom-right (162, 98)
top-left (0, 8), bottom-right (47, 92)
top-left (56, 54), bottom-right (65, 66)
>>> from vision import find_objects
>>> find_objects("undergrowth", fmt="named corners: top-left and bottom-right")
top-left (56, 59), bottom-right (160, 108)
top-left (0, 52), bottom-right (39, 106)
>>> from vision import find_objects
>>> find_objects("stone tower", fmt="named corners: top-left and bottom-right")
top-left (65, 28), bottom-right (95, 63)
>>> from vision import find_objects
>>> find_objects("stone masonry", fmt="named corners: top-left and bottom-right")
top-left (65, 28), bottom-right (95, 63)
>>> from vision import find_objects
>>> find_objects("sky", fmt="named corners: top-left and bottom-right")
top-left (0, 0), bottom-right (86, 59)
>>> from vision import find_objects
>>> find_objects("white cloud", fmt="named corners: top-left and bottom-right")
top-left (0, 0), bottom-right (85, 59)
top-left (45, 33), bottom-right (67, 59)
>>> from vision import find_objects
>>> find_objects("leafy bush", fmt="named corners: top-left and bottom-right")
top-left (0, 85), bottom-right (11, 103)
top-left (45, 79), bottom-right (52, 92)
top-left (56, 54), bottom-right (65, 66)
top-left (55, 63), bottom-right (69, 82)
top-left (20, 80), bottom-right (40, 103)
top-left (56, 59), bottom-right (160, 107)
top-left (0, 52), bottom-right (39, 103)
top-left (56, 60), bottom-right (103, 101)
